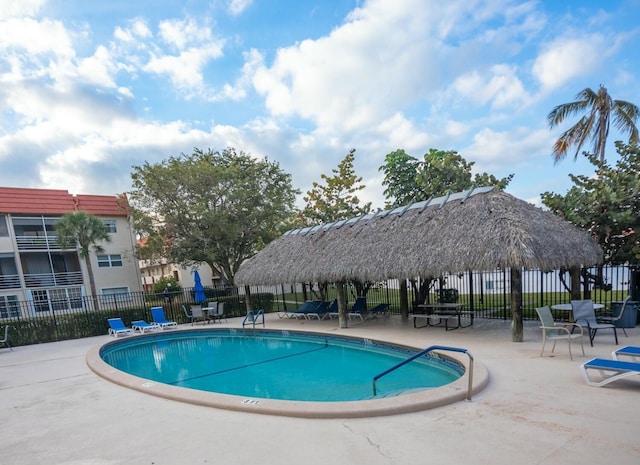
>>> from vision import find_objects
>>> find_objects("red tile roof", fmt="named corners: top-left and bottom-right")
top-left (0, 187), bottom-right (129, 216)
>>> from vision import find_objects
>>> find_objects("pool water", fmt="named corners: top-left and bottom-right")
top-left (100, 330), bottom-right (463, 402)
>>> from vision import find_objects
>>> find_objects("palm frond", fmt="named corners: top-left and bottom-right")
top-left (612, 100), bottom-right (640, 143)
top-left (547, 100), bottom-right (588, 127)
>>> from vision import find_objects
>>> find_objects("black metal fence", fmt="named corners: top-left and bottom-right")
top-left (1, 265), bottom-right (637, 347)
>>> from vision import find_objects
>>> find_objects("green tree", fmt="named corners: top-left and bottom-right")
top-left (542, 141), bottom-right (640, 266)
top-left (548, 85), bottom-right (639, 164)
top-left (130, 147), bottom-right (298, 286)
top-left (300, 148), bottom-right (372, 225)
top-left (56, 211), bottom-right (111, 298)
top-left (378, 149), bottom-right (424, 208)
top-left (380, 148), bottom-right (513, 208)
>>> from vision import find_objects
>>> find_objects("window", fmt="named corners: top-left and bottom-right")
top-left (102, 220), bottom-right (117, 233)
top-left (97, 254), bottom-right (123, 267)
top-left (0, 215), bottom-right (8, 236)
top-left (101, 287), bottom-right (131, 304)
top-left (0, 295), bottom-right (20, 319)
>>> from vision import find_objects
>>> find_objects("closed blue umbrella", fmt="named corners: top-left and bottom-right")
top-left (193, 270), bottom-right (206, 303)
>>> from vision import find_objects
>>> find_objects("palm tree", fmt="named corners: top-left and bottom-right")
top-left (56, 211), bottom-right (111, 299)
top-left (548, 85), bottom-right (639, 163)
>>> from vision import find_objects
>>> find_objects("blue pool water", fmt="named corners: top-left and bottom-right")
top-left (100, 329), bottom-right (463, 402)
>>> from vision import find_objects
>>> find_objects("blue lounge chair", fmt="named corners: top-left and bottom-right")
top-left (580, 358), bottom-right (640, 387)
top-left (278, 301), bottom-right (318, 319)
top-left (305, 301), bottom-right (332, 320)
top-left (107, 318), bottom-right (134, 338)
top-left (350, 303), bottom-right (391, 321)
top-left (290, 300), bottom-right (322, 319)
top-left (151, 307), bottom-right (178, 330)
top-left (347, 297), bottom-right (369, 321)
top-left (131, 320), bottom-right (160, 334)
top-left (613, 346), bottom-right (640, 362)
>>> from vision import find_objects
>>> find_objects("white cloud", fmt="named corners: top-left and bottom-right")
top-left (532, 35), bottom-right (609, 90)
top-left (228, 0), bottom-right (253, 16)
top-left (0, 17), bottom-right (75, 57)
top-left (0, 0), bottom-right (45, 19)
top-left (452, 64), bottom-right (529, 108)
top-left (145, 44), bottom-right (224, 90)
top-left (76, 45), bottom-right (118, 88)
top-left (158, 18), bottom-right (213, 50)
top-left (114, 20), bottom-right (152, 43)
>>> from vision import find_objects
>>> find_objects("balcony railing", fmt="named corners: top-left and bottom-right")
top-left (23, 271), bottom-right (84, 288)
top-left (0, 274), bottom-right (21, 289)
top-left (15, 235), bottom-right (63, 250)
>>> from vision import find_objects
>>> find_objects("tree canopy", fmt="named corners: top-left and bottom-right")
top-left (130, 147), bottom-right (298, 286)
top-left (542, 141), bottom-right (640, 265)
top-left (548, 85), bottom-right (639, 164)
top-left (298, 148), bottom-right (372, 225)
top-left (55, 211), bottom-right (111, 298)
top-left (379, 148), bottom-right (513, 208)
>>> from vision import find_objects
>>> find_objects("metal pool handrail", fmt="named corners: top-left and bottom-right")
top-left (372, 345), bottom-right (474, 400)
top-left (242, 309), bottom-right (265, 329)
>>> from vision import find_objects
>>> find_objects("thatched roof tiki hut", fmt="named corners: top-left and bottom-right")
top-left (235, 187), bottom-right (603, 342)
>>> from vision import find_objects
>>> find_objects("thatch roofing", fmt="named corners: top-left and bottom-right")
top-left (235, 187), bottom-right (603, 285)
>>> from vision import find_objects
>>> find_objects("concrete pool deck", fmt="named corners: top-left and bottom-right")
top-left (1, 314), bottom-right (639, 465)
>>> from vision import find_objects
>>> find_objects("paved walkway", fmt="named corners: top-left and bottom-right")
top-left (1, 315), bottom-right (639, 465)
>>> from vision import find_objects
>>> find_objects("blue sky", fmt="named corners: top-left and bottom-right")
top-left (1, 0), bottom-right (639, 209)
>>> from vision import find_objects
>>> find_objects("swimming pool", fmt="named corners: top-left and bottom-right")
top-left (87, 328), bottom-right (489, 417)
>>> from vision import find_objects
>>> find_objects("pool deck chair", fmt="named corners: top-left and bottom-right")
top-left (347, 297), bottom-right (368, 321)
top-left (613, 346), bottom-right (640, 362)
top-left (350, 303), bottom-right (390, 321)
top-left (571, 299), bottom-right (618, 346)
top-left (278, 301), bottom-right (318, 319)
top-left (535, 306), bottom-right (584, 360)
top-left (580, 358), bottom-right (640, 387)
top-left (131, 320), bottom-right (160, 334)
top-left (305, 301), bottom-right (331, 320)
top-left (150, 307), bottom-right (178, 330)
top-left (107, 318), bottom-right (134, 338)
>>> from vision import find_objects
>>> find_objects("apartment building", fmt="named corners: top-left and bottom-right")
top-left (0, 187), bottom-right (142, 318)
top-left (137, 238), bottom-right (218, 292)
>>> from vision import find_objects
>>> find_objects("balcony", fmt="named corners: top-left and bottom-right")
top-left (15, 235), bottom-right (63, 251)
top-left (0, 274), bottom-right (20, 290)
top-left (23, 271), bottom-right (84, 288)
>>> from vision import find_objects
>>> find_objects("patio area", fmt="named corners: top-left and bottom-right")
top-left (1, 314), bottom-right (639, 465)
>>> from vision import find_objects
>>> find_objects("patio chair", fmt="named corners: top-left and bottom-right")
top-left (107, 318), bottom-right (134, 338)
top-left (188, 304), bottom-right (207, 325)
top-left (535, 306), bottom-right (584, 360)
top-left (182, 304), bottom-right (194, 324)
top-left (580, 358), bottom-right (640, 387)
top-left (131, 320), bottom-right (160, 334)
top-left (571, 300), bottom-right (618, 346)
top-left (597, 295), bottom-right (632, 337)
top-left (150, 306), bottom-right (178, 330)
top-left (210, 302), bottom-right (227, 323)
top-left (1, 324), bottom-right (12, 351)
